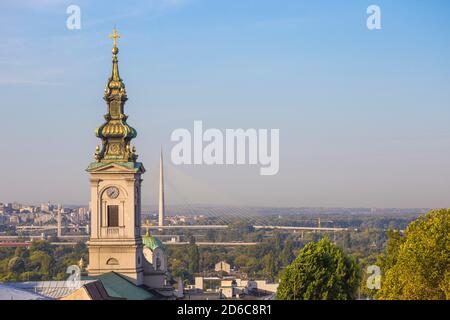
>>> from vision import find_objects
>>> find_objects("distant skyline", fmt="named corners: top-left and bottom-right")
top-left (1, 0), bottom-right (450, 208)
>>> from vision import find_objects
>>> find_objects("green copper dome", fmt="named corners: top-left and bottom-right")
top-left (142, 234), bottom-right (166, 252)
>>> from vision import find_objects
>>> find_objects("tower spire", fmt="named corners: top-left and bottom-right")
top-left (159, 147), bottom-right (165, 228)
top-left (107, 28), bottom-right (123, 94)
top-left (93, 28), bottom-right (138, 163)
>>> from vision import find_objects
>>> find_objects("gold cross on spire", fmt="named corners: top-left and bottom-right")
top-left (109, 28), bottom-right (121, 48)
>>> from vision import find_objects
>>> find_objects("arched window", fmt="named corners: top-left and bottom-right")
top-left (106, 258), bottom-right (119, 265)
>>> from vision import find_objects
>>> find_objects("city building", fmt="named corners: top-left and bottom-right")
top-left (215, 261), bottom-right (231, 274)
top-left (192, 276), bottom-right (278, 300)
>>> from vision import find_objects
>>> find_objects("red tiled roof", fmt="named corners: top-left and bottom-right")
top-left (0, 242), bottom-right (30, 247)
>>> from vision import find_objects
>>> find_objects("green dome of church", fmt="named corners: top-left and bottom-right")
top-left (142, 234), bottom-right (166, 252)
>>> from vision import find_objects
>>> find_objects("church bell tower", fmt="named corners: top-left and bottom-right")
top-left (86, 29), bottom-right (144, 284)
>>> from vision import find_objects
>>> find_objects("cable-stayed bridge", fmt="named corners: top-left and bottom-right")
top-left (142, 224), bottom-right (348, 232)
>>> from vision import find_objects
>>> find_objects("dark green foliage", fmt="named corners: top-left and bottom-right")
top-left (277, 237), bottom-right (360, 300)
top-left (0, 240), bottom-right (87, 282)
top-left (8, 256), bottom-right (25, 274)
top-left (187, 244), bottom-right (200, 274)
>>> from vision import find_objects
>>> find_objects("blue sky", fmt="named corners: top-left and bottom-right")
top-left (1, 0), bottom-right (450, 208)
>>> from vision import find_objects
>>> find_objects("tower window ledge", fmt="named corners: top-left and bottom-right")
top-left (104, 226), bottom-right (124, 236)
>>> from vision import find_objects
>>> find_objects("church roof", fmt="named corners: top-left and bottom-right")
top-left (4, 280), bottom-right (94, 299)
top-left (0, 284), bottom-right (52, 300)
top-left (86, 161), bottom-right (145, 173)
top-left (85, 272), bottom-right (158, 300)
top-left (142, 234), bottom-right (166, 252)
top-left (60, 280), bottom-right (124, 300)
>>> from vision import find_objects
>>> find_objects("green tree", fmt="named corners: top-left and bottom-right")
top-left (377, 229), bottom-right (405, 272)
top-left (279, 238), bottom-right (295, 266)
top-left (377, 209), bottom-right (450, 300)
top-left (8, 256), bottom-right (25, 274)
top-left (342, 233), bottom-right (352, 250)
top-left (187, 244), bottom-right (200, 274)
top-left (19, 271), bottom-right (43, 282)
top-left (30, 240), bottom-right (53, 255)
top-left (14, 246), bottom-right (28, 259)
top-left (262, 253), bottom-right (278, 281)
top-left (277, 237), bottom-right (360, 300)
top-left (29, 251), bottom-right (53, 274)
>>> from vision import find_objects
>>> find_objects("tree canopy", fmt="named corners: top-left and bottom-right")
top-left (377, 209), bottom-right (450, 300)
top-left (0, 240), bottom-right (87, 282)
top-left (277, 237), bottom-right (360, 300)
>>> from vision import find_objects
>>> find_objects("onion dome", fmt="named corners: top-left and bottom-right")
top-left (93, 28), bottom-right (138, 163)
top-left (142, 231), bottom-right (166, 252)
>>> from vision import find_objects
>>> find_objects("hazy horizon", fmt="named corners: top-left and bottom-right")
top-left (1, 0), bottom-right (450, 208)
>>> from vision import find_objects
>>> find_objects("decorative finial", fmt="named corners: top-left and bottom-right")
top-left (94, 145), bottom-right (101, 162)
top-left (109, 28), bottom-right (121, 49)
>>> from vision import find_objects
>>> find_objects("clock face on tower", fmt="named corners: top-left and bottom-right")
top-left (106, 186), bottom-right (120, 199)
